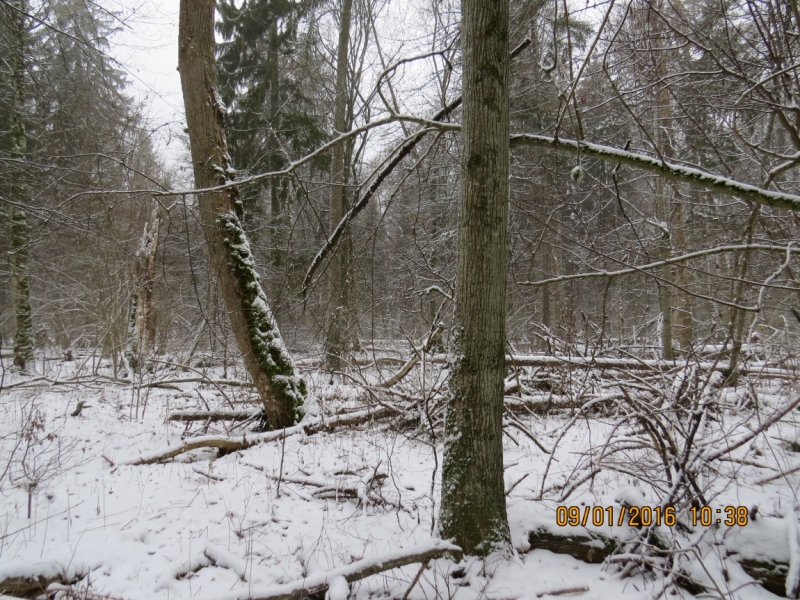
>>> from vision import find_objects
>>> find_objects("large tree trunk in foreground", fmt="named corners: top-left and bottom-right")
top-left (178, 0), bottom-right (305, 428)
top-left (440, 0), bottom-right (511, 554)
top-left (324, 0), bottom-right (355, 374)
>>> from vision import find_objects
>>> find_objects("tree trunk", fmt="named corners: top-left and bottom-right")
top-left (727, 206), bottom-right (759, 384)
top-left (8, 0), bottom-right (32, 372)
top-left (440, 0), bottom-right (511, 554)
top-left (125, 200), bottom-right (161, 372)
top-left (654, 47), bottom-right (674, 361)
top-left (268, 19), bottom-right (285, 269)
top-left (11, 210), bottom-right (32, 371)
top-left (178, 0), bottom-right (305, 428)
top-left (325, 0), bottom-right (354, 374)
top-left (671, 199), bottom-right (692, 351)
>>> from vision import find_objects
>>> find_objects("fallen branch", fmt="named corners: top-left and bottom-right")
top-left (199, 539), bottom-right (461, 600)
top-left (382, 325), bottom-right (443, 388)
top-left (427, 353), bottom-right (794, 378)
top-left (124, 407), bottom-right (392, 465)
top-left (145, 377), bottom-right (255, 389)
top-left (123, 428), bottom-right (297, 465)
top-left (536, 585), bottom-right (590, 598)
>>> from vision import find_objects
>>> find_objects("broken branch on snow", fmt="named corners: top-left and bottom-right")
top-left (201, 539), bottom-right (460, 600)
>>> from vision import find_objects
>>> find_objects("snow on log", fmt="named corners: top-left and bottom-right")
top-left (198, 539), bottom-right (461, 600)
top-left (428, 352), bottom-right (793, 377)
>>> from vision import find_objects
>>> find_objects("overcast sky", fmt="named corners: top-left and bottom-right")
top-left (108, 0), bottom-right (186, 173)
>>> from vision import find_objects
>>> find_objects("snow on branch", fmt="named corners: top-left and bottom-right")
top-left (518, 244), bottom-right (800, 286)
top-left (510, 133), bottom-right (800, 211)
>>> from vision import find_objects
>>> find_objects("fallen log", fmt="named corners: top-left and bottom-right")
top-left (168, 409), bottom-right (261, 422)
top-left (145, 377), bottom-right (255, 389)
top-left (527, 527), bottom-right (795, 596)
top-left (528, 528), bottom-right (708, 594)
top-left (125, 407), bottom-right (394, 465)
top-left (199, 539), bottom-right (461, 600)
top-left (528, 528), bottom-right (617, 564)
top-left (428, 353), bottom-right (794, 378)
top-left (739, 559), bottom-right (790, 598)
top-left (0, 573), bottom-right (83, 599)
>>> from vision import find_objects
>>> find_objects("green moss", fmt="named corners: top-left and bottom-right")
top-left (218, 211), bottom-right (305, 423)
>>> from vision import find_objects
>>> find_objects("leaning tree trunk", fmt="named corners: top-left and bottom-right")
top-left (8, 0), bottom-right (32, 372)
top-left (324, 0), bottom-right (354, 374)
top-left (125, 200), bottom-right (161, 372)
top-left (440, 0), bottom-right (512, 554)
top-left (178, 0), bottom-right (305, 428)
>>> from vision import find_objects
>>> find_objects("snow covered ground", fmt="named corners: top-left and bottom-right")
top-left (1, 356), bottom-right (800, 599)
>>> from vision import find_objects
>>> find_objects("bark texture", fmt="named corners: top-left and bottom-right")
top-left (8, 0), bottom-right (32, 372)
top-left (325, 0), bottom-right (355, 374)
top-left (178, 0), bottom-right (305, 428)
top-left (440, 0), bottom-right (511, 554)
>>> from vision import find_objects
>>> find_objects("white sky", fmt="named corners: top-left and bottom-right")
top-left (107, 0), bottom-right (187, 174)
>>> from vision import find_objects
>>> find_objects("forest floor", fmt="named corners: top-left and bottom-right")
top-left (1, 355), bottom-right (799, 600)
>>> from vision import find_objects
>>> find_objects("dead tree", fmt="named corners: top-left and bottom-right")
top-left (125, 200), bottom-right (161, 372)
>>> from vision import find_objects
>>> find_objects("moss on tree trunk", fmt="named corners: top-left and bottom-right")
top-left (178, 0), bottom-right (305, 428)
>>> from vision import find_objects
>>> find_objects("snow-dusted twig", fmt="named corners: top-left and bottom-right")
top-left (510, 133), bottom-right (800, 211)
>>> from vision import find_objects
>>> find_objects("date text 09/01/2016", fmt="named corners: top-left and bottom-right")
top-left (555, 505), bottom-right (751, 528)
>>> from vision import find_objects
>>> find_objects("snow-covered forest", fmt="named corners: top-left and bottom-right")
top-left (2, 0), bottom-right (800, 598)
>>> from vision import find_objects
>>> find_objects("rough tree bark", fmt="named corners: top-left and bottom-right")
top-left (324, 0), bottom-right (355, 374)
top-left (8, 0), bottom-right (32, 372)
top-left (440, 0), bottom-right (512, 554)
top-left (178, 0), bottom-right (305, 428)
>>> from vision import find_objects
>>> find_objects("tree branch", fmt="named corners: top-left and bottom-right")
top-left (510, 134), bottom-right (800, 211)
top-left (518, 244), bottom-right (800, 286)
